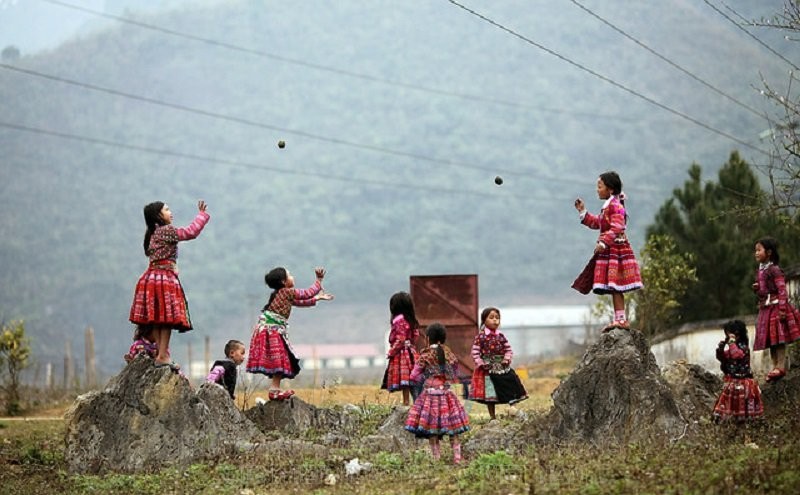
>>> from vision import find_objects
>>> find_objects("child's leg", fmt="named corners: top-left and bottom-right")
top-left (612, 293), bottom-right (625, 318)
top-left (487, 403), bottom-right (496, 420)
top-left (428, 437), bottom-right (441, 460)
top-left (450, 435), bottom-right (462, 464)
top-left (270, 376), bottom-right (282, 390)
top-left (154, 327), bottom-right (171, 363)
top-left (402, 387), bottom-right (410, 406)
top-left (770, 344), bottom-right (787, 370)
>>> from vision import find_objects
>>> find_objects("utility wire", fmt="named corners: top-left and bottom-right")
top-left (445, 0), bottom-right (771, 156)
top-left (701, 0), bottom-right (799, 71)
top-left (38, 0), bottom-right (633, 122)
top-left (568, 0), bottom-right (768, 121)
top-left (0, 120), bottom-right (536, 198)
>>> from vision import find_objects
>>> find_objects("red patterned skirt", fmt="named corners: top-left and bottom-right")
top-left (129, 267), bottom-right (192, 332)
top-left (246, 311), bottom-right (300, 379)
top-left (712, 376), bottom-right (763, 421)
top-left (754, 303), bottom-right (800, 351)
top-left (405, 387), bottom-right (470, 438)
top-left (381, 347), bottom-right (418, 391)
top-left (591, 242), bottom-right (643, 294)
top-left (470, 366), bottom-right (528, 405)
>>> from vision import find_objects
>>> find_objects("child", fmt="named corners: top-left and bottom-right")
top-left (573, 171), bottom-right (643, 331)
top-left (381, 291), bottom-right (420, 406)
top-left (469, 307), bottom-right (528, 419)
top-left (206, 340), bottom-right (246, 400)
top-left (129, 200), bottom-right (209, 370)
top-left (405, 323), bottom-right (470, 464)
top-left (752, 237), bottom-right (800, 382)
top-left (246, 266), bottom-right (333, 400)
top-left (123, 326), bottom-right (158, 363)
top-left (712, 320), bottom-right (764, 422)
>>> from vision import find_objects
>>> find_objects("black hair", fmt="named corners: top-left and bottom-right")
top-left (480, 307), bottom-right (500, 328)
top-left (224, 339), bottom-right (245, 358)
top-left (142, 201), bottom-right (166, 255)
top-left (722, 319), bottom-right (749, 347)
top-left (599, 171), bottom-right (623, 196)
top-left (389, 291), bottom-right (419, 329)
top-left (262, 267), bottom-right (288, 311)
top-left (755, 236), bottom-right (780, 264)
top-left (132, 325), bottom-right (153, 341)
top-left (426, 323), bottom-right (447, 366)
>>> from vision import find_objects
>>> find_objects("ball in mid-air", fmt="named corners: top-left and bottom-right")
top-left (277, 140), bottom-right (286, 149)
top-left (494, 175), bottom-right (503, 185)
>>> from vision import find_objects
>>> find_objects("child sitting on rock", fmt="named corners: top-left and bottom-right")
top-left (206, 340), bottom-right (246, 400)
top-left (123, 326), bottom-right (158, 363)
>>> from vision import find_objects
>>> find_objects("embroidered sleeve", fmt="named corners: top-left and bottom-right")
top-left (580, 211), bottom-right (602, 230)
top-left (409, 359), bottom-right (425, 383)
top-left (725, 343), bottom-right (746, 361)
top-left (501, 334), bottom-right (513, 363)
top-left (206, 365), bottom-right (225, 383)
top-left (599, 200), bottom-right (626, 247)
top-left (387, 318), bottom-right (409, 358)
top-left (471, 335), bottom-right (484, 367)
top-left (291, 280), bottom-right (322, 307)
top-left (771, 266), bottom-right (790, 307)
top-left (176, 211), bottom-right (210, 241)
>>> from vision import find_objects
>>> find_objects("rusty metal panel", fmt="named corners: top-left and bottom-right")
top-left (410, 274), bottom-right (478, 376)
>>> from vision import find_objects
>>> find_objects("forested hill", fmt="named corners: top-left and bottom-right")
top-left (0, 0), bottom-right (793, 375)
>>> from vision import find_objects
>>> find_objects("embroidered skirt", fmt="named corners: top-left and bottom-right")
top-left (381, 347), bottom-right (419, 391)
top-left (470, 366), bottom-right (528, 405)
top-left (754, 303), bottom-right (800, 351)
top-left (590, 242), bottom-right (643, 294)
top-left (405, 388), bottom-right (470, 438)
top-left (712, 376), bottom-right (763, 421)
top-left (129, 267), bottom-right (192, 332)
top-left (246, 311), bottom-right (301, 379)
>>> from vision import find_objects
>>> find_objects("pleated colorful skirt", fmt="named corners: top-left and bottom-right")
top-left (129, 267), bottom-right (192, 332)
top-left (246, 311), bottom-right (301, 379)
top-left (405, 388), bottom-right (470, 438)
top-left (712, 376), bottom-right (763, 421)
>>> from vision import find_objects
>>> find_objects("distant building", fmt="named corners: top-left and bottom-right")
top-left (498, 305), bottom-right (598, 362)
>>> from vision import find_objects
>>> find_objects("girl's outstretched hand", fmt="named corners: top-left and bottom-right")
top-left (315, 267), bottom-right (326, 280)
top-left (574, 198), bottom-right (585, 212)
top-left (197, 200), bottom-right (208, 212)
top-left (316, 291), bottom-right (334, 301)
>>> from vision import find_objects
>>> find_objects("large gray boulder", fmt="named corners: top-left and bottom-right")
top-left (64, 355), bottom-right (265, 474)
top-left (542, 328), bottom-right (687, 444)
top-left (244, 396), bottom-right (360, 436)
top-left (661, 359), bottom-right (722, 423)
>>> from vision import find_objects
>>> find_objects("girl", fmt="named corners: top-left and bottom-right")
top-left (712, 320), bottom-right (763, 422)
top-left (246, 266), bottom-right (333, 400)
top-left (123, 326), bottom-right (158, 363)
top-left (381, 291), bottom-right (420, 406)
top-left (469, 307), bottom-right (528, 419)
top-left (129, 200), bottom-right (209, 369)
top-left (573, 171), bottom-right (643, 331)
top-left (206, 339), bottom-right (246, 400)
top-left (752, 237), bottom-right (800, 382)
top-left (405, 323), bottom-right (470, 464)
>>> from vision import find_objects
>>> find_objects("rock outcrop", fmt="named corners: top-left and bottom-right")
top-left (661, 359), bottom-right (722, 423)
top-left (64, 355), bottom-right (265, 474)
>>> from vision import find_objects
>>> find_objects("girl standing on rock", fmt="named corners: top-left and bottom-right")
top-left (381, 291), bottom-right (420, 406)
top-left (573, 171), bottom-right (643, 331)
top-left (129, 200), bottom-right (210, 370)
top-left (246, 266), bottom-right (333, 400)
top-left (712, 320), bottom-right (763, 422)
top-left (405, 323), bottom-right (470, 464)
top-left (469, 307), bottom-right (528, 419)
top-left (752, 237), bottom-right (800, 382)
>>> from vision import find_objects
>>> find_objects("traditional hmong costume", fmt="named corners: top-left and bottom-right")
top-left (381, 314), bottom-right (419, 392)
top-left (246, 280), bottom-right (322, 379)
top-left (469, 328), bottom-right (528, 405)
top-left (572, 195), bottom-right (643, 295)
top-left (712, 341), bottom-right (763, 421)
top-left (405, 344), bottom-right (470, 438)
top-left (753, 262), bottom-right (800, 352)
top-left (129, 211), bottom-right (210, 332)
top-left (207, 358), bottom-right (238, 399)
top-left (123, 338), bottom-right (158, 363)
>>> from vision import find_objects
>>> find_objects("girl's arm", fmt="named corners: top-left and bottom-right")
top-left (773, 268), bottom-right (792, 311)
top-left (470, 337), bottom-right (485, 367)
top-left (292, 280), bottom-right (323, 307)
top-left (175, 209), bottom-right (210, 241)
top-left (598, 202), bottom-right (626, 247)
top-left (387, 319), bottom-right (408, 358)
top-left (409, 360), bottom-right (425, 383)
top-left (725, 343), bottom-right (746, 360)
top-left (580, 210), bottom-right (602, 230)
top-left (502, 335), bottom-right (513, 364)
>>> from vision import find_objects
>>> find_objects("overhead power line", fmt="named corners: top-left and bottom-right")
top-left (568, 0), bottom-right (768, 121)
top-left (701, 0), bottom-right (799, 71)
top-left (39, 0), bottom-right (633, 122)
top-left (445, 0), bottom-right (771, 157)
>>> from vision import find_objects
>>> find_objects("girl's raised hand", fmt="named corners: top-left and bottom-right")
top-left (197, 200), bottom-right (208, 212)
top-left (315, 267), bottom-right (326, 280)
top-left (316, 291), bottom-right (334, 301)
top-left (574, 198), bottom-right (585, 212)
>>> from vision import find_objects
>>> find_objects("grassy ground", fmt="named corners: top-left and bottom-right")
top-left (2, 357), bottom-right (799, 494)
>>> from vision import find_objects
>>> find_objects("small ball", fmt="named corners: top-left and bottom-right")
top-left (277, 140), bottom-right (286, 149)
top-left (494, 175), bottom-right (503, 185)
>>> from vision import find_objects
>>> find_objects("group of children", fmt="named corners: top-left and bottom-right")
top-left (123, 170), bottom-right (799, 463)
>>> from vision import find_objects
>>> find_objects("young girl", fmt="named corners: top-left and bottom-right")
top-left (246, 266), bottom-right (333, 400)
top-left (469, 307), bottom-right (528, 419)
top-left (405, 323), bottom-right (470, 464)
top-left (752, 237), bottom-right (800, 382)
top-left (573, 171), bottom-right (643, 331)
top-left (123, 326), bottom-right (158, 363)
top-left (206, 339), bottom-right (246, 400)
top-left (712, 320), bottom-right (764, 422)
top-left (129, 200), bottom-right (209, 369)
top-left (381, 291), bottom-right (420, 406)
